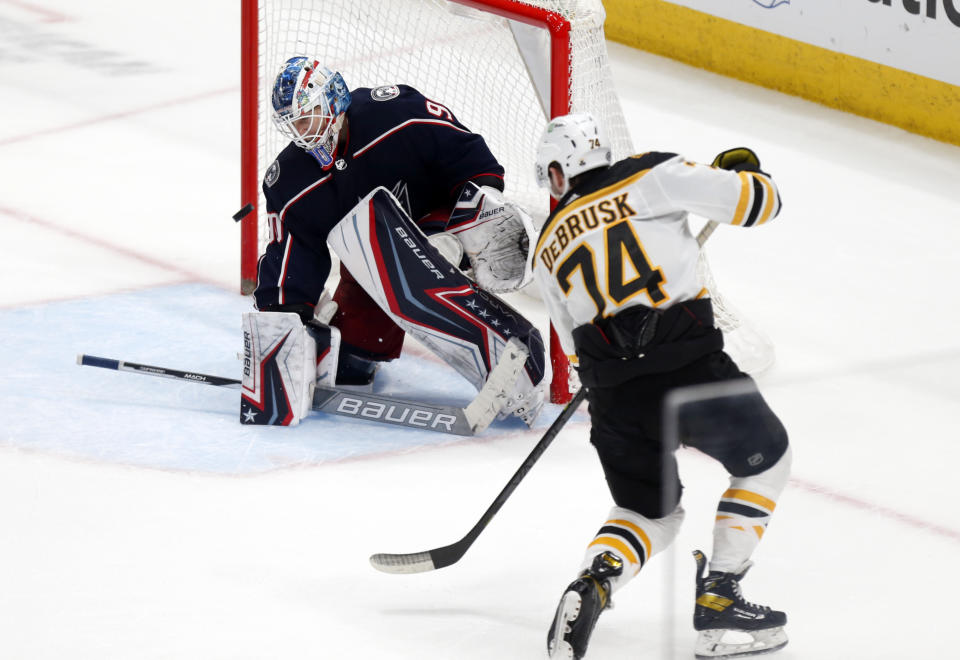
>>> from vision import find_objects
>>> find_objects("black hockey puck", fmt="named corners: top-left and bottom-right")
top-left (232, 203), bottom-right (255, 222)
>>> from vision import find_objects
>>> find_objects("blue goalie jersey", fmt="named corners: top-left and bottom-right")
top-left (254, 84), bottom-right (506, 312)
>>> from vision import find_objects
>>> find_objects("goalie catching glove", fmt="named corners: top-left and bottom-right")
top-left (445, 182), bottom-right (536, 293)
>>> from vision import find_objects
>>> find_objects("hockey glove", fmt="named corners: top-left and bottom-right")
top-left (446, 182), bottom-right (536, 293)
top-left (712, 147), bottom-right (762, 173)
top-left (427, 232), bottom-right (465, 270)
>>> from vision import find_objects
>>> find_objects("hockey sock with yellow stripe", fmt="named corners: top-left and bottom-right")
top-left (579, 504), bottom-right (684, 593)
top-left (711, 446), bottom-right (792, 573)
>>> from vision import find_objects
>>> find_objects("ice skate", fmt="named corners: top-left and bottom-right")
top-left (547, 551), bottom-right (623, 659)
top-left (692, 550), bottom-right (787, 658)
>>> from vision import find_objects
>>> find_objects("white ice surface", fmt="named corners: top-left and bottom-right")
top-left (1, 2), bottom-right (959, 658)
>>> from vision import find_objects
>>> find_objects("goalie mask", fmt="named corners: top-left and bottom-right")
top-left (535, 112), bottom-right (612, 199)
top-left (271, 56), bottom-right (351, 169)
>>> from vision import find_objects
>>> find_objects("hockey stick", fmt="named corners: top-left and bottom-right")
top-left (369, 386), bottom-right (587, 574)
top-left (77, 341), bottom-right (527, 436)
top-left (697, 220), bottom-right (718, 247)
top-left (367, 223), bottom-right (722, 565)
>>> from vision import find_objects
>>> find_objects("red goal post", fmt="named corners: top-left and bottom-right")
top-left (240, 0), bottom-right (641, 403)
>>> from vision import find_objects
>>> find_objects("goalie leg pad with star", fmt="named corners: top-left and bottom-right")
top-left (327, 187), bottom-right (546, 424)
top-left (241, 311), bottom-right (339, 425)
top-left (304, 319), bottom-right (340, 389)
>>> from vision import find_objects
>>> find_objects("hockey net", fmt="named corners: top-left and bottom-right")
top-left (240, 0), bottom-right (773, 404)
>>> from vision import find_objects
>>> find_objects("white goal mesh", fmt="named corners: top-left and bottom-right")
top-left (250, 0), bottom-right (631, 251)
top-left (242, 0), bottom-right (773, 397)
top-left (697, 250), bottom-right (775, 374)
top-left (244, 0), bottom-right (638, 399)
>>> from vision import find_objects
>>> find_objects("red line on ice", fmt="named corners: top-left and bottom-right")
top-left (0, 205), bottom-right (230, 299)
top-left (0, 0), bottom-right (72, 23)
top-left (0, 87), bottom-right (236, 147)
top-left (788, 476), bottom-right (960, 543)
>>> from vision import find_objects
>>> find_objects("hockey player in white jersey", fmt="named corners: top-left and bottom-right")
top-left (533, 113), bottom-right (792, 659)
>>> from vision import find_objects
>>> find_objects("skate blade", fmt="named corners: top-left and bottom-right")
top-left (547, 591), bottom-right (582, 659)
top-left (694, 627), bottom-right (788, 659)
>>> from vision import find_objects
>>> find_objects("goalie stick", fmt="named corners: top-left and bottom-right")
top-left (77, 339), bottom-right (528, 436)
top-left (369, 386), bottom-right (587, 574)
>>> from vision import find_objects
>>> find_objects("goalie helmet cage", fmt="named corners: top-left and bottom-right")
top-left (239, 0), bottom-right (771, 404)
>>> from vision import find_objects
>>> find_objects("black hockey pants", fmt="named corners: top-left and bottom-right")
top-left (574, 302), bottom-right (789, 519)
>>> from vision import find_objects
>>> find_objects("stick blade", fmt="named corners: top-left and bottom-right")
top-left (369, 551), bottom-right (436, 574)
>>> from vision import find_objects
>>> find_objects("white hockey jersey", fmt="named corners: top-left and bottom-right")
top-left (532, 152), bottom-right (782, 360)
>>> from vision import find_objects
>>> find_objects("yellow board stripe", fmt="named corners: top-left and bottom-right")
top-left (754, 525), bottom-right (766, 539)
top-left (604, 0), bottom-right (960, 148)
top-left (608, 518), bottom-right (653, 559)
top-left (730, 172), bottom-right (751, 226)
top-left (722, 488), bottom-right (776, 513)
top-left (589, 536), bottom-right (638, 565)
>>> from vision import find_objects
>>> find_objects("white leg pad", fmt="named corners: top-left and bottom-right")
top-left (309, 323), bottom-right (340, 388)
top-left (241, 312), bottom-right (316, 426)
